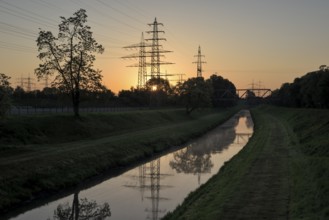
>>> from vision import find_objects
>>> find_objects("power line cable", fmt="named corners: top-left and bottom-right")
top-left (0, 2), bottom-right (57, 28)
top-left (96, 0), bottom-right (146, 26)
top-left (70, 0), bottom-right (142, 32)
top-left (113, 0), bottom-right (150, 21)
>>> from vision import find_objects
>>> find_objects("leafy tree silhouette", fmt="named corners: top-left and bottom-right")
top-left (0, 73), bottom-right (12, 118)
top-left (35, 9), bottom-right (104, 117)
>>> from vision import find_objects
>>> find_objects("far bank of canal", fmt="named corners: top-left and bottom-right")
top-left (6, 110), bottom-right (253, 220)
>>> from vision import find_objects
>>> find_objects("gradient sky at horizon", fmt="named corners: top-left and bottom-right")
top-left (1, 0), bottom-right (329, 93)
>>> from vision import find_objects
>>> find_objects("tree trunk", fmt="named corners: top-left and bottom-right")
top-left (73, 100), bottom-right (79, 117)
top-left (71, 89), bottom-right (80, 117)
top-left (186, 106), bottom-right (194, 115)
top-left (69, 192), bottom-right (80, 220)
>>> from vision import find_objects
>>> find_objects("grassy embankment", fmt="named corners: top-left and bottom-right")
top-left (163, 106), bottom-right (329, 220)
top-left (0, 107), bottom-right (240, 213)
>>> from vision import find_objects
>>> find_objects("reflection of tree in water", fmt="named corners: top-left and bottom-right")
top-left (50, 192), bottom-right (111, 220)
top-left (169, 111), bottom-right (254, 184)
top-left (192, 118), bottom-right (237, 155)
top-left (236, 109), bottom-right (254, 129)
top-left (200, 128), bottom-right (236, 154)
top-left (170, 146), bottom-right (213, 184)
top-left (245, 114), bottom-right (254, 129)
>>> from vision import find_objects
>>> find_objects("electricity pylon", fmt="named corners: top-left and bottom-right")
top-left (145, 18), bottom-right (173, 79)
top-left (123, 18), bottom-right (175, 87)
top-left (16, 74), bottom-right (35, 92)
top-left (193, 46), bottom-right (206, 77)
top-left (122, 32), bottom-right (153, 89)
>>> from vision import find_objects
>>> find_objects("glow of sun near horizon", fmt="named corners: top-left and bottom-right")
top-left (1, 0), bottom-right (329, 94)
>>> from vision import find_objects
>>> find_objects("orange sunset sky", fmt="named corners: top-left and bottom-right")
top-left (1, 0), bottom-right (329, 94)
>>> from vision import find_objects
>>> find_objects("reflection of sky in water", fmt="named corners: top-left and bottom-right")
top-left (9, 110), bottom-right (253, 220)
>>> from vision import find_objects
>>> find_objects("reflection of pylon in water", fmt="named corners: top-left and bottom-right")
top-left (139, 164), bottom-right (146, 201)
top-left (235, 132), bottom-right (252, 144)
top-left (124, 158), bottom-right (172, 220)
top-left (197, 172), bottom-right (201, 185)
top-left (146, 159), bottom-right (162, 220)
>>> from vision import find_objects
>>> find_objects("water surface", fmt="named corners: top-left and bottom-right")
top-left (9, 110), bottom-right (253, 220)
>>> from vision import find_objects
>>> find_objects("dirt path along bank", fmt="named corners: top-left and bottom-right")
top-left (164, 106), bottom-right (327, 220)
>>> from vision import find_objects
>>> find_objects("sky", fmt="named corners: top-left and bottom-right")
top-left (1, 0), bottom-right (329, 94)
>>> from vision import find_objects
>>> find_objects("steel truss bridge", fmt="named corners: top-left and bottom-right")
top-left (216, 88), bottom-right (272, 100)
top-left (236, 88), bottom-right (272, 98)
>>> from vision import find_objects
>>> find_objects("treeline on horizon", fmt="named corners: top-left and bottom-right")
top-left (271, 66), bottom-right (329, 108)
top-left (2, 67), bottom-right (329, 112)
top-left (2, 74), bottom-right (237, 110)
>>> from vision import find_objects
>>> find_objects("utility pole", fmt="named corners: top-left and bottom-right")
top-left (177, 73), bottom-right (185, 84)
top-left (145, 18), bottom-right (173, 79)
top-left (257, 80), bottom-right (262, 97)
top-left (44, 75), bottom-right (49, 88)
top-left (249, 80), bottom-right (255, 90)
top-left (193, 46), bottom-right (206, 78)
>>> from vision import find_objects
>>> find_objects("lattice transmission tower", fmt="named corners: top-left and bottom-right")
top-left (123, 18), bottom-right (176, 88)
top-left (193, 46), bottom-right (206, 77)
top-left (122, 33), bottom-right (152, 88)
top-left (16, 74), bottom-right (35, 92)
top-left (145, 18), bottom-right (173, 79)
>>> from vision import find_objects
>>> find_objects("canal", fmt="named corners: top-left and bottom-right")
top-left (9, 110), bottom-right (253, 220)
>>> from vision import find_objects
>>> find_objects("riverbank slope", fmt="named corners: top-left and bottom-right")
top-left (163, 106), bottom-right (329, 219)
top-left (0, 108), bottom-right (239, 213)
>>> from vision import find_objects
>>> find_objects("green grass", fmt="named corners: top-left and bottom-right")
top-left (0, 107), bottom-right (240, 213)
top-left (0, 109), bottom-right (190, 145)
top-left (163, 106), bottom-right (329, 220)
top-left (269, 106), bottom-right (329, 219)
